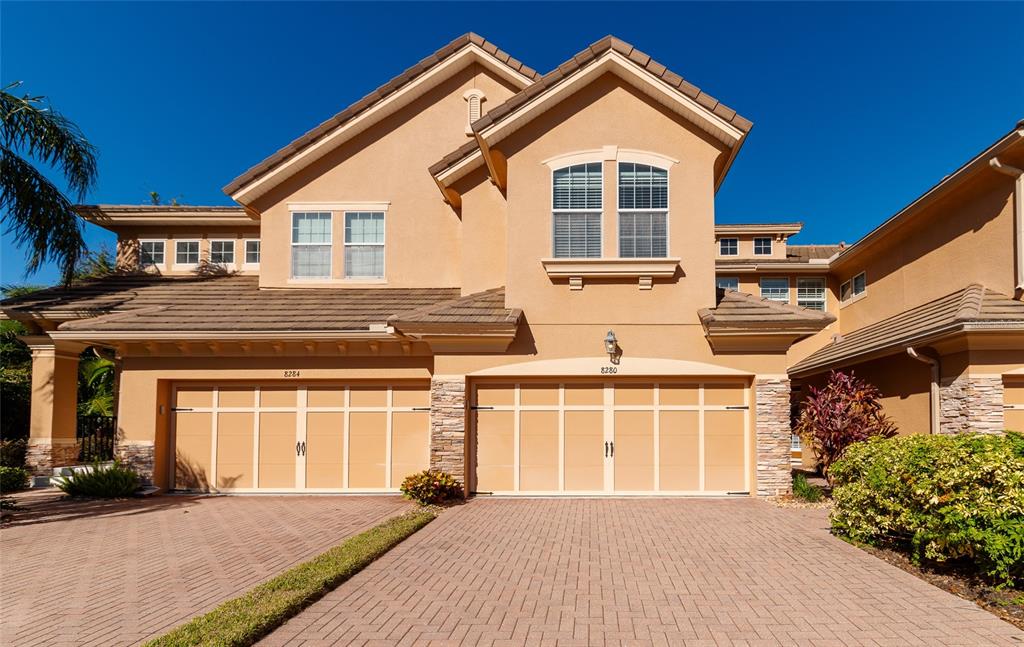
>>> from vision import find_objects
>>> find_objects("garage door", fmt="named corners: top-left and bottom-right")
top-left (171, 382), bottom-right (430, 492)
top-left (1006, 378), bottom-right (1024, 433)
top-left (472, 380), bottom-right (749, 495)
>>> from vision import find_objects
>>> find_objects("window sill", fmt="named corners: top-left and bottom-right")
top-left (286, 278), bottom-right (387, 286)
top-left (541, 257), bottom-right (680, 290)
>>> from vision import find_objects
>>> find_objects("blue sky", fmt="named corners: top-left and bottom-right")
top-left (2, 1), bottom-right (1022, 285)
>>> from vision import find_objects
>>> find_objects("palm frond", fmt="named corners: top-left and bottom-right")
top-left (0, 82), bottom-right (97, 199)
top-left (0, 145), bottom-right (86, 282)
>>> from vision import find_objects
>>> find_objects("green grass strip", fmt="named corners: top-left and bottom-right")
top-left (146, 509), bottom-right (436, 647)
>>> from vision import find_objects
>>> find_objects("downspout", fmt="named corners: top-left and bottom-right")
top-left (906, 347), bottom-right (940, 435)
top-left (989, 157), bottom-right (1024, 295)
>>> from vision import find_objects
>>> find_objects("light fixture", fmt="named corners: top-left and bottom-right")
top-left (604, 330), bottom-right (619, 363)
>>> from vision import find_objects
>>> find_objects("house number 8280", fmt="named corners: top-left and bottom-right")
top-left (600, 366), bottom-right (618, 374)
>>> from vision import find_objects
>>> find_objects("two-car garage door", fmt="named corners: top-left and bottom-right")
top-left (472, 380), bottom-right (750, 495)
top-left (172, 382), bottom-right (430, 492)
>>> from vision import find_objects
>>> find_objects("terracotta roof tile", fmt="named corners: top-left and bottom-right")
top-left (790, 285), bottom-right (1024, 376)
top-left (388, 287), bottom-right (520, 331)
top-left (430, 35), bottom-right (752, 178)
top-left (223, 33), bottom-right (539, 197)
top-left (698, 288), bottom-right (835, 333)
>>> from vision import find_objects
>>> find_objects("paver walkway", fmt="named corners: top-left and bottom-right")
top-left (263, 498), bottom-right (1024, 646)
top-left (0, 491), bottom-right (411, 646)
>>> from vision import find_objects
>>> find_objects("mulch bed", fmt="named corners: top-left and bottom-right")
top-left (857, 543), bottom-right (1024, 631)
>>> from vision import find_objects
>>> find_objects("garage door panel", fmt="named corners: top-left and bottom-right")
top-left (350, 386), bottom-right (387, 408)
top-left (659, 384), bottom-right (699, 406)
top-left (349, 412), bottom-right (386, 488)
top-left (659, 411), bottom-right (699, 491)
top-left (615, 384), bottom-right (653, 406)
top-left (307, 386), bottom-right (345, 408)
top-left (564, 411), bottom-right (603, 491)
top-left (704, 383), bottom-right (746, 407)
top-left (260, 386), bottom-right (295, 408)
top-left (393, 386), bottom-right (430, 408)
top-left (520, 411), bottom-right (558, 491)
top-left (259, 412), bottom-right (297, 488)
top-left (476, 384), bottom-right (514, 407)
top-left (476, 411), bottom-right (514, 492)
top-left (176, 386), bottom-right (213, 409)
top-left (216, 412), bottom-right (253, 489)
top-left (306, 412), bottom-right (344, 488)
top-left (564, 383), bottom-right (603, 406)
top-left (520, 384), bottom-right (559, 406)
top-left (614, 410), bottom-right (654, 491)
top-left (1004, 380), bottom-right (1024, 406)
top-left (218, 386), bottom-right (254, 408)
top-left (1007, 410), bottom-right (1024, 433)
top-left (704, 410), bottom-right (745, 492)
top-left (174, 411), bottom-right (212, 490)
top-left (391, 412), bottom-right (429, 488)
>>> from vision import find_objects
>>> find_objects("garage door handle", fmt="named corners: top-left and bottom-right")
top-left (610, 441), bottom-right (614, 457)
top-left (296, 441), bottom-right (301, 456)
top-left (604, 441), bottom-right (609, 457)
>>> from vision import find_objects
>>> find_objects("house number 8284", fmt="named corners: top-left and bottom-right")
top-left (283, 370), bottom-right (300, 378)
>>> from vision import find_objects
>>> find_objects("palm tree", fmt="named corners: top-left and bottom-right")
top-left (1, 81), bottom-right (97, 284)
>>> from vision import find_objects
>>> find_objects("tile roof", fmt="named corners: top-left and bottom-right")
top-left (224, 33), bottom-right (539, 197)
top-left (790, 284), bottom-right (1024, 376)
top-left (714, 244), bottom-right (842, 268)
top-left (430, 35), bottom-right (752, 178)
top-left (2, 275), bottom-right (518, 336)
top-left (787, 245), bottom-right (843, 261)
top-left (698, 288), bottom-right (835, 332)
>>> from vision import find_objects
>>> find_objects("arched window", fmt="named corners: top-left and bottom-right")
top-left (618, 162), bottom-right (668, 258)
top-left (552, 162), bottom-right (602, 258)
top-left (463, 89), bottom-right (485, 134)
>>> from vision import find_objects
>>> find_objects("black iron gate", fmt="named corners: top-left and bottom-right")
top-left (78, 415), bottom-right (115, 462)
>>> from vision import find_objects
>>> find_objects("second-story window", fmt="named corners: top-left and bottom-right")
top-left (716, 276), bottom-right (739, 291)
top-left (552, 163), bottom-right (602, 258)
top-left (291, 212), bottom-right (332, 279)
top-left (797, 277), bottom-right (827, 311)
top-left (618, 163), bottom-right (668, 258)
top-left (175, 240), bottom-right (199, 266)
top-left (245, 240), bottom-right (261, 266)
top-left (139, 240), bottom-right (164, 268)
top-left (760, 277), bottom-right (790, 303)
top-left (754, 237), bottom-right (772, 255)
top-left (840, 271), bottom-right (867, 301)
top-left (719, 238), bottom-right (738, 256)
top-left (210, 240), bottom-right (235, 266)
top-left (344, 211), bottom-right (385, 278)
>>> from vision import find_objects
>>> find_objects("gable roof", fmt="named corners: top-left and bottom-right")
top-left (224, 33), bottom-right (540, 203)
top-left (698, 288), bottom-right (835, 334)
top-left (789, 284), bottom-right (1024, 377)
top-left (429, 35), bottom-right (752, 193)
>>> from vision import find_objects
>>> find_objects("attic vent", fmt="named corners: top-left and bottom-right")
top-left (463, 89), bottom-right (485, 135)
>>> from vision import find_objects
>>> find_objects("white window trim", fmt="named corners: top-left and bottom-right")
top-left (718, 238), bottom-right (738, 257)
top-left (617, 161), bottom-right (670, 259)
top-left (343, 211), bottom-right (386, 280)
top-left (551, 161), bottom-right (604, 258)
top-left (716, 276), bottom-right (740, 291)
top-left (138, 238), bottom-right (167, 271)
top-left (796, 277), bottom-right (827, 312)
top-left (290, 212), bottom-right (333, 280)
top-left (753, 237), bottom-right (773, 256)
top-left (208, 239), bottom-right (237, 271)
top-left (172, 239), bottom-right (201, 270)
top-left (759, 276), bottom-right (790, 303)
top-left (243, 238), bottom-right (261, 270)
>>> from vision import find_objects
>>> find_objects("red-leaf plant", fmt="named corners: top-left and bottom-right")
top-left (795, 370), bottom-right (897, 484)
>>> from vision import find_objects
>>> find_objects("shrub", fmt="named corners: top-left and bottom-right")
top-left (400, 469), bottom-right (463, 505)
top-left (791, 472), bottom-right (822, 502)
top-left (0, 466), bottom-right (29, 493)
top-left (0, 438), bottom-right (27, 468)
top-left (830, 432), bottom-right (1024, 587)
top-left (795, 370), bottom-right (896, 483)
top-left (54, 461), bottom-right (139, 498)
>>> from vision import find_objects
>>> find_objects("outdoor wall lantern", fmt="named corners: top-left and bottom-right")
top-left (604, 330), bottom-right (620, 364)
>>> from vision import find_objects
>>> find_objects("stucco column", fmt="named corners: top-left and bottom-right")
top-left (22, 336), bottom-right (84, 477)
top-left (939, 375), bottom-right (1005, 434)
top-left (755, 377), bottom-right (792, 496)
top-left (429, 375), bottom-right (468, 490)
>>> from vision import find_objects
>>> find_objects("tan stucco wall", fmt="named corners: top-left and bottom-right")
top-left (252, 63), bottom-right (520, 289)
top-left (833, 170), bottom-right (1018, 333)
top-left (455, 166), bottom-right (508, 295)
top-left (714, 234), bottom-right (790, 260)
top-left (496, 73), bottom-right (727, 325)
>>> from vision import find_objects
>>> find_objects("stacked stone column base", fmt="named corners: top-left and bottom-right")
top-left (939, 375), bottom-right (1004, 434)
top-left (429, 376), bottom-right (468, 490)
top-left (25, 439), bottom-right (81, 477)
top-left (116, 441), bottom-right (155, 485)
top-left (755, 378), bottom-right (792, 496)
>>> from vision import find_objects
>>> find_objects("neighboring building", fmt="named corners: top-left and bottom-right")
top-left (3, 34), bottom-right (1021, 496)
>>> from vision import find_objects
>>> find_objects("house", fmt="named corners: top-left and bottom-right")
top-left (3, 34), bottom-right (1021, 496)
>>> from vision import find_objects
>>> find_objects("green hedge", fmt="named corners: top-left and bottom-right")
top-left (0, 466), bottom-right (30, 493)
top-left (830, 432), bottom-right (1024, 586)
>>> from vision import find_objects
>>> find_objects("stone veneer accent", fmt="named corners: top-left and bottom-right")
top-left (939, 375), bottom-right (1005, 435)
top-left (755, 378), bottom-right (792, 496)
top-left (25, 439), bottom-right (81, 477)
top-left (429, 376), bottom-right (468, 487)
top-left (116, 442), bottom-right (155, 484)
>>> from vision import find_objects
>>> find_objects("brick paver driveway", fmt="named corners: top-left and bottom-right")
top-left (264, 498), bottom-right (1023, 647)
top-left (0, 491), bottom-right (411, 646)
